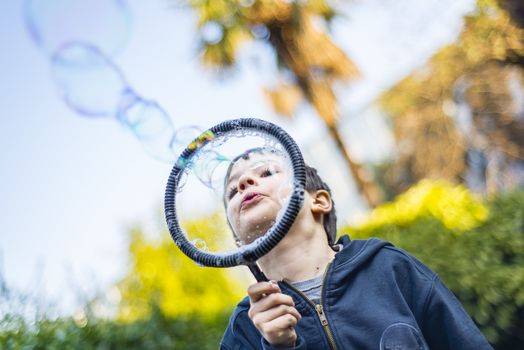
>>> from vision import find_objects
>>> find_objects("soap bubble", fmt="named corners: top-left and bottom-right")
top-left (192, 150), bottom-right (231, 191)
top-left (174, 128), bottom-right (297, 256)
top-left (117, 94), bottom-right (176, 162)
top-left (170, 126), bottom-right (205, 156)
top-left (51, 42), bottom-right (129, 117)
top-left (190, 238), bottom-right (209, 251)
top-left (25, 0), bottom-right (132, 58)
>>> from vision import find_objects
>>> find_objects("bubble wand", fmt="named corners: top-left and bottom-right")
top-left (164, 118), bottom-right (306, 282)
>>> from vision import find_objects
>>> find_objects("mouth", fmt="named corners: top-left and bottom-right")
top-left (240, 192), bottom-right (264, 210)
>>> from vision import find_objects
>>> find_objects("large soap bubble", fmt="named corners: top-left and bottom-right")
top-left (51, 43), bottom-right (130, 117)
top-left (174, 129), bottom-right (295, 255)
top-left (164, 119), bottom-right (307, 283)
top-left (25, 0), bottom-right (132, 58)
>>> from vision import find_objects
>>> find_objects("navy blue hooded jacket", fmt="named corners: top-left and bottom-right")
top-left (220, 237), bottom-right (493, 350)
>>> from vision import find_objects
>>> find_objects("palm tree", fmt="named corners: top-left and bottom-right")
top-left (182, 0), bottom-right (383, 207)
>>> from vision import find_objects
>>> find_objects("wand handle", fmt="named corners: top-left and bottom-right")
top-left (248, 263), bottom-right (268, 282)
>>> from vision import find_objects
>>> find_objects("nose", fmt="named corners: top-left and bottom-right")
top-left (237, 173), bottom-right (257, 192)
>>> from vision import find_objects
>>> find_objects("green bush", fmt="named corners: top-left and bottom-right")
top-left (0, 305), bottom-right (231, 350)
top-left (346, 187), bottom-right (524, 349)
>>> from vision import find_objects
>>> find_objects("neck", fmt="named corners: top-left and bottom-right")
top-left (258, 223), bottom-right (336, 282)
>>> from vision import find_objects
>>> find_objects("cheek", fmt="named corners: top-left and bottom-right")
top-left (226, 202), bottom-right (238, 226)
top-left (274, 180), bottom-right (292, 202)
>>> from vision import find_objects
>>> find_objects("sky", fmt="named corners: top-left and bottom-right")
top-left (0, 0), bottom-right (475, 315)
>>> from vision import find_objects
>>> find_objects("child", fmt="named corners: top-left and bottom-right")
top-left (220, 148), bottom-right (492, 349)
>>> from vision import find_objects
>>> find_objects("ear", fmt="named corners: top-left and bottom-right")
top-left (310, 190), bottom-right (332, 215)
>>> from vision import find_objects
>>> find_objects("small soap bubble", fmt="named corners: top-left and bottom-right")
top-left (277, 189), bottom-right (291, 206)
top-left (210, 136), bottom-right (226, 148)
top-left (252, 237), bottom-right (265, 247)
top-left (191, 238), bottom-right (209, 251)
top-left (231, 120), bottom-right (242, 131)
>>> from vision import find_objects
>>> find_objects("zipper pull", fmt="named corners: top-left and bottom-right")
top-left (316, 304), bottom-right (329, 326)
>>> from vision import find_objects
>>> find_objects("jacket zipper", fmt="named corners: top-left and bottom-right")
top-left (283, 262), bottom-right (337, 350)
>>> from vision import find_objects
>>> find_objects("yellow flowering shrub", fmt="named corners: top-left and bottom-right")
top-left (353, 180), bottom-right (488, 236)
top-left (118, 212), bottom-right (248, 322)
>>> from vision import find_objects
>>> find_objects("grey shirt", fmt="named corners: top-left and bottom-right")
top-left (290, 273), bottom-right (323, 304)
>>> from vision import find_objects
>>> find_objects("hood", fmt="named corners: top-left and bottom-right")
top-left (331, 235), bottom-right (392, 276)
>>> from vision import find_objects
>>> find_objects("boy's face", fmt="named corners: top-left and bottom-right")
top-left (224, 152), bottom-right (292, 245)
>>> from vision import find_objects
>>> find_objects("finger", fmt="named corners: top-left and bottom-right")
top-left (249, 292), bottom-right (295, 316)
top-left (260, 313), bottom-right (299, 335)
top-left (256, 292), bottom-right (295, 309)
top-left (248, 281), bottom-right (280, 303)
top-left (253, 303), bottom-right (302, 321)
top-left (252, 304), bottom-right (299, 327)
top-left (251, 304), bottom-right (302, 327)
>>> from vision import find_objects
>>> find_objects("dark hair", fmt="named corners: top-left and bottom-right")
top-left (304, 165), bottom-right (337, 246)
top-left (224, 148), bottom-right (337, 246)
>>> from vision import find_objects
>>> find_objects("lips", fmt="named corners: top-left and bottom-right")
top-left (241, 192), bottom-right (264, 210)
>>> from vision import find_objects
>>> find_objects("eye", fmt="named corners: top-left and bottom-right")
top-left (261, 168), bottom-right (277, 177)
top-left (227, 186), bottom-right (238, 200)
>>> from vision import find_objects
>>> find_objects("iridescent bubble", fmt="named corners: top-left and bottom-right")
top-left (193, 150), bottom-right (231, 191)
top-left (25, 0), bottom-right (132, 57)
top-left (170, 126), bottom-right (204, 156)
top-left (175, 156), bottom-right (190, 170)
top-left (118, 94), bottom-right (176, 162)
top-left (175, 168), bottom-right (190, 193)
top-left (51, 42), bottom-right (129, 117)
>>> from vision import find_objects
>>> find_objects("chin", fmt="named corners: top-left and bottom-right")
top-left (238, 219), bottom-right (275, 244)
top-left (236, 203), bottom-right (281, 242)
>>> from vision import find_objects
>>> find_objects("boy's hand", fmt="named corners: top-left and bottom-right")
top-left (247, 281), bottom-right (302, 348)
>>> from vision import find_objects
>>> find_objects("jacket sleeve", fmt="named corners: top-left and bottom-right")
top-left (422, 275), bottom-right (493, 350)
top-left (220, 310), bottom-right (261, 350)
top-left (261, 336), bottom-right (306, 350)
